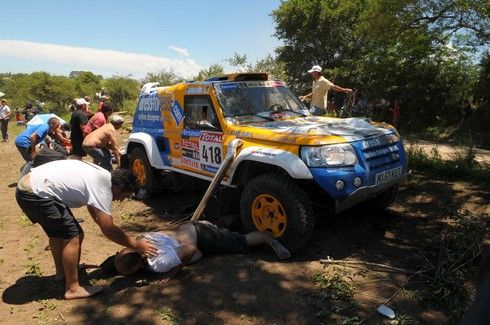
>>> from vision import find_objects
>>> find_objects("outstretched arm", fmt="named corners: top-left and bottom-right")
top-left (87, 205), bottom-right (157, 257)
top-left (332, 85), bottom-right (352, 93)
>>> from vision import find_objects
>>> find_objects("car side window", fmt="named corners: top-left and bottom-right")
top-left (184, 96), bottom-right (220, 130)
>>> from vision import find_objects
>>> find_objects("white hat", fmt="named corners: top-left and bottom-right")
top-left (111, 115), bottom-right (124, 125)
top-left (76, 98), bottom-right (88, 106)
top-left (307, 65), bottom-right (322, 73)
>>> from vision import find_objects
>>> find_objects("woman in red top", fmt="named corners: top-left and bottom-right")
top-left (83, 103), bottom-right (113, 137)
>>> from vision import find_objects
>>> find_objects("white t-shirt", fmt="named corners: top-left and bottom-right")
top-left (0, 105), bottom-right (10, 119)
top-left (29, 160), bottom-right (113, 215)
top-left (143, 232), bottom-right (182, 273)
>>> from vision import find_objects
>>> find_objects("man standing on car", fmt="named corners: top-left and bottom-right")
top-left (15, 160), bottom-right (157, 299)
top-left (299, 65), bottom-right (352, 116)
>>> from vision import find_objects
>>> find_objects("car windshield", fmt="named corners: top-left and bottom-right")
top-left (214, 81), bottom-right (307, 121)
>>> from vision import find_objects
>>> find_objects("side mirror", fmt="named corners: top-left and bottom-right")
top-left (197, 120), bottom-right (217, 129)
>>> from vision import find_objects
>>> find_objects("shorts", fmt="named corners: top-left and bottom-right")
top-left (310, 106), bottom-right (326, 116)
top-left (15, 189), bottom-right (83, 239)
top-left (192, 221), bottom-right (250, 255)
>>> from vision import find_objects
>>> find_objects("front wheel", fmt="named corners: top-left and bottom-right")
top-left (240, 173), bottom-right (315, 253)
top-left (129, 147), bottom-right (156, 192)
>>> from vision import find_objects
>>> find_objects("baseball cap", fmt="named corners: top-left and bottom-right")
top-left (111, 115), bottom-right (124, 125)
top-left (76, 98), bottom-right (88, 106)
top-left (307, 65), bottom-right (322, 73)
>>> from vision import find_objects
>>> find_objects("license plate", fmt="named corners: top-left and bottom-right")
top-left (375, 166), bottom-right (402, 185)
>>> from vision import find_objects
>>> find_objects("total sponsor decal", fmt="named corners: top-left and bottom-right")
top-left (200, 131), bottom-right (223, 143)
top-left (182, 139), bottom-right (199, 150)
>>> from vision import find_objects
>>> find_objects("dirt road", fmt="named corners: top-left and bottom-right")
top-left (0, 129), bottom-right (488, 324)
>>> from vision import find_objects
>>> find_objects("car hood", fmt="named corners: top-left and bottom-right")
top-left (228, 116), bottom-right (395, 145)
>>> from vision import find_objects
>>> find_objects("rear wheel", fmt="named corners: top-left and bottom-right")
top-left (129, 147), bottom-right (155, 191)
top-left (240, 173), bottom-right (314, 253)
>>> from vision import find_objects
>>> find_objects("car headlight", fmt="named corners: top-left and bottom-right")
top-left (301, 144), bottom-right (358, 167)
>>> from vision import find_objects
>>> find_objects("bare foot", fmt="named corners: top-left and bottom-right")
top-left (64, 285), bottom-right (104, 300)
top-left (270, 240), bottom-right (291, 260)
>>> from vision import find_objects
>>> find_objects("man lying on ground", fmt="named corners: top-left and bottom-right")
top-left (113, 220), bottom-right (291, 276)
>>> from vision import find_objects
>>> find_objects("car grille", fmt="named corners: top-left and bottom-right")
top-left (360, 134), bottom-right (401, 171)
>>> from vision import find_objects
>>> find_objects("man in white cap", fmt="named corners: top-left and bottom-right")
top-left (69, 98), bottom-right (91, 159)
top-left (299, 65), bottom-right (352, 116)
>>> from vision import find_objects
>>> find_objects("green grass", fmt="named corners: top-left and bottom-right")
top-left (155, 307), bottom-right (179, 325)
top-left (406, 144), bottom-right (490, 187)
top-left (18, 214), bottom-right (32, 227)
top-left (24, 258), bottom-right (43, 276)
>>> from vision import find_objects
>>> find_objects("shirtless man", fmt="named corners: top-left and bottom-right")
top-left (113, 221), bottom-right (291, 276)
top-left (82, 115), bottom-right (124, 171)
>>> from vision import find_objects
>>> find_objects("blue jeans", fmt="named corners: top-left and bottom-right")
top-left (83, 146), bottom-right (113, 171)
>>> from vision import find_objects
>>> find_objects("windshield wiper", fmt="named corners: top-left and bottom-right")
top-left (231, 113), bottom-right (275, 121)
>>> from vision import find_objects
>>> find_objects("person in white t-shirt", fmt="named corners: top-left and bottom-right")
top-left (15, 160), bottom-right (157, 299)
top-left (112, 220), bottom-right (291, 277)
top-left (0, 99), bottom-right (11, 142)
top-left (299, 65), bottom-right (352, 116)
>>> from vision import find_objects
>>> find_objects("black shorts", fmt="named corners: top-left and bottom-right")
top-left (192, 221), bottom-right (250, 255)
top-left (16, 189), bottom-right (83, 239)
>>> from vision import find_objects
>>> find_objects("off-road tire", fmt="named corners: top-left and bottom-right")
top-left (129, 147), bottom-right (156, 191)
top-left (240, 173), bottom-right (315, 253)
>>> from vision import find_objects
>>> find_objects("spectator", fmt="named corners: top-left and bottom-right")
top-left (83, 103), bottom-right (113, 137)
top-left (391, 100), bottom-right (401, 128)
top-left (82, 115), bottom-right (124, 171)
top-left (15, 108), bottom-right (26, 126)
top-left (69, 98), bottom-right (90, 159)
top-left (22, 102), bottom-right (39, 122)
top-left (460, 99), bottom-right (473, 126)
top-left (299, 65), bottom-right (352, 116)
top-left (0, 99), bottom-right (11, 142)
top-left (15, 116), bottom-right (61, 175)
top-left (46, 123), bottom-right (72, 155)
top-left (15, 161), bottom-right (157, 299)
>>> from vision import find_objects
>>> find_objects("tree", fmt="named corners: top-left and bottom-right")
top-left (104, 76), bottom-right (140, 110)
top-left (194, 64), bottom-right (225, 81)
top-left (272, 0), bottom-right (486, 127)
top-left (142, 70), bottom-right (185, 86)
top-left (72, 71), bottom-right (102, 99)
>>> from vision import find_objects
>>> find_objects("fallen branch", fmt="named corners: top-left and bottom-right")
top-left (319, 257), bottom-right (419, 275)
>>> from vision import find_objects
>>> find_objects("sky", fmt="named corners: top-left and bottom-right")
top-left (0, 0), bottom-right (282, 79)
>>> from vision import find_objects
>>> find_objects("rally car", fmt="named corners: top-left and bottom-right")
top-left (121, 73), bottom-right (407, 251)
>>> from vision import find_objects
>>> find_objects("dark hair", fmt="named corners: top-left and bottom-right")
top-left (101, 103), bottom-right (113, 112)
top-left (116, 251), bottom-right (144, 275)
top-left (111, 168), bottom-right (137, 193)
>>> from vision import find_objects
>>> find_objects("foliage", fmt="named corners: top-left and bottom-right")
top-left (103, 76), bottom-right (140, 111)
top-left (271, 0), bottom-right (488, 134)
top-left (194, 64), bottom-right (225, 81)
top-left (418, 211), bottom-right (486, 321)
top-left (142, 69), bottom-right (185, 86)
top-left (406, 143), bottom-right (490, 186)
top-left (155, 307), bottom-right (179, 325)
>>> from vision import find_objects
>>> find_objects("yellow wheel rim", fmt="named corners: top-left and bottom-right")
top-left (132, 159), bottom-right (146, 186)
top-left (251, 194), bottom-right (287, 237)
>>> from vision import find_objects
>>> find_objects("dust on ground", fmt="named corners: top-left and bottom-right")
top-left (0, 129), bottom-right (489, 324)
